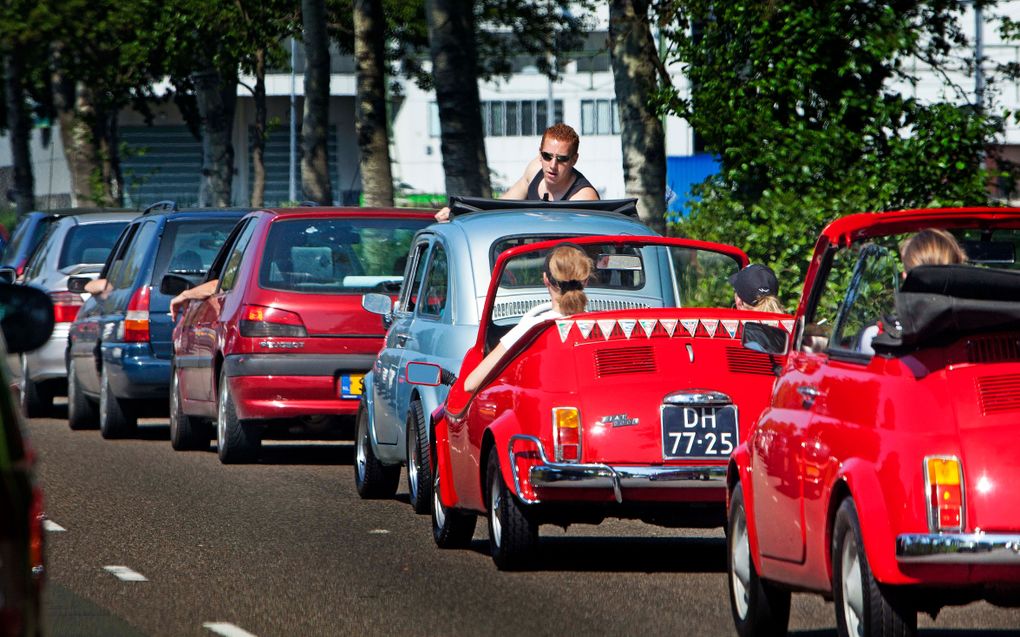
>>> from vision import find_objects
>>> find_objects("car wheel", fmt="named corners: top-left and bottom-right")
top-left (432, 464), bottom-right (476, 548)
top-left (99, 365), bottom-right (137, 439)
top-left (169, 366), bottom-right (210, 451)
top-left (406, 400), bottom-right (433, 514)
top-left (216, 369), bottom-right (260, 464)
top-left (487, 451), bottom-right (537, 570)
top-left (67, 357), bottom-right (98, 430)
top-left (832, 498), bottom-right (917, 637)
top-left (354, 404), bottom-right (399, 498)
top-left (20, 355), bottom-right (52, 418)
top-left (728, 483), bottom-right (791, 637)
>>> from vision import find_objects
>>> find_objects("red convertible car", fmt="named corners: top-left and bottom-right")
top-left (727, 208), bottom-right (1020, 637)
top-left (416, 235), bottom-right (791, 569)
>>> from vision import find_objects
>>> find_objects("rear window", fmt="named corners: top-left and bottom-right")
top-left (258, 217), bottom-right (426, 294)
top-left (58, 222), bottom-right (129, 268)
top-left (149, 218), bottom-right (240, 310)
top-left (3, 215), bottom-right (56, 267)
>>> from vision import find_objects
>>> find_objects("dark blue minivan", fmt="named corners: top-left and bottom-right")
top-left (66, 201), bottom-right (247, 437)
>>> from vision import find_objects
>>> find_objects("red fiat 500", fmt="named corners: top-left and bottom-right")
top-left (418, 235), bottom-right (791, 569)
top-left (169, 207), bottom-right (432, 463)
top-left (727, 208), bottom-right (1020, 637)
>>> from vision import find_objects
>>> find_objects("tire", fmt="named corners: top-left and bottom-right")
top-left (727, 483), bottom-right (791, 637)
top-left (20, 355), bottom-right (52, 418)
top-left (833, 498), bottom-right (917, 637)
top-left (406, 400), bottom-right (433, 514)
top-left (216, 369), bottom-right (260, 464)
top-left (487, 451), bottom-right (537, 570)
top-left (169, 367), bottom-right (210, 451)
top-left (99, 365), bottom-right (137, 439)
top-left (354, 404), bottom-right (399, 498)
top-left (67, 357), bottom-right (98, 430)
top-left (432, 462), bottom-right (476, 548)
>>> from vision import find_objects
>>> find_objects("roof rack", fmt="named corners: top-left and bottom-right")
top-left (142, 200), bottom-right (179, 214)
top-left (448, 196), bottom-right (639, 219)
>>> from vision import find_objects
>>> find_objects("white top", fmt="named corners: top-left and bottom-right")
top-left (499, 302), bottom-right (563, 350)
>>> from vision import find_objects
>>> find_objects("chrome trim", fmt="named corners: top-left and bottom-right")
top-left (896, 533), bottom-right (1020, 564)
top-left (507, 434), bottom-right (725, 506)
top-left (662, 390), bottom-right (732, 405)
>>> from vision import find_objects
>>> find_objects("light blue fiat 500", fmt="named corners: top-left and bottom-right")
top-left (356, 198), bottom-right (658, 513)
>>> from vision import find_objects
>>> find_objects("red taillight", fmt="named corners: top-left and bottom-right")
top-left (239, 304), bottom-right (307, 337)
top-left (925, 456), bottom-right (964, 532)
top-left (553, 407), bottom-right (581, 462)
top-left (29, 486), bottom-right (45, 581)
top-left (121, 285), bottom-right (151, 342)
top-left (50, 290), bottom-right (84, 323)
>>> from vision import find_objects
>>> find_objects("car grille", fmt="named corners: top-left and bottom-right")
top-left (965, 334), bottom-right (1020, 364)
top-left (976, 373), bottom-right (1020, 415)
top-left (595, 346), bottom-right (656, 376)
top-left (726, 346), bottom-right (776, 376)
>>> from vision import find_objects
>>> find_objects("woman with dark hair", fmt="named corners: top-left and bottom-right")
top-left (463, 244), bottom-right (592, 392)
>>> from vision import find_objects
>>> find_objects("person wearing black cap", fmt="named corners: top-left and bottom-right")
top-left (729, 263), bottom-right (784, 313)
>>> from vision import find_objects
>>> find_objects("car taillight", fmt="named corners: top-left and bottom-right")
top-left (925, 456), bottom-right (964, 532)
top-left (121, 285), bottom-right (151, 342)
top-left (50, 290), bottom-right (84, 323)
top-left (553, 406), bottom-right (581, 462)
top-left (239, 304), bottom-right (308, 337)
top-left (29, 486), bottom-right (45, 581)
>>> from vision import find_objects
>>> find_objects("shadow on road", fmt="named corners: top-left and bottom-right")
top-left (253, 442), bottom-right (355, 465)
top-left (793, 632), bottom-right (1020, 637)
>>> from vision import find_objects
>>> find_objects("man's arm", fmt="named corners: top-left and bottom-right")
top-left (499, 155), bottom-right (542, 200)
top-left (567, 187), bottom-right (600, 201)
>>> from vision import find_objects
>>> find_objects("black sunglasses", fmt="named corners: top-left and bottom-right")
top-left (540, 150), bottom-right (573, 163)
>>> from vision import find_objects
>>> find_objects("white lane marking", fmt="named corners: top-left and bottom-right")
top-left (203, 622), bottom-right (259, 637)
top-left (43, 520), bottom-right (66, 532)
top-left (368, 529), bottom-right (390, 534)
top-left (103, 566), bottom-right (148, 582)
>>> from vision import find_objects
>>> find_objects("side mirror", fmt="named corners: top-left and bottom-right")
top-left (160, 273), bottom-right (194, 296)
top-left (362, 292), bottom-right (393, 316)
top-left (67, 275), bottom-right (92, 293)
top-left (0, 284), bottom-right (54, 353)
top-left (405, 361), bottom-right (441, 386)
top-left (0, 267), bottom-right (16, 285)
top-left (742, 322), bottom-right (789, 356)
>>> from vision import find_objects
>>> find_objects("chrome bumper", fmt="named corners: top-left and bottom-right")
top-left (897, 533), bottom-right (1020, 565)
top-left (509, 434), bottom-right (725, 505)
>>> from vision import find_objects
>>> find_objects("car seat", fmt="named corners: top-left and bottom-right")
top-left (169, 249), bottom-right (204, 273)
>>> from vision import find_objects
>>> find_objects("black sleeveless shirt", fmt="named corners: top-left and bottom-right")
top-left (525, 169), bottom-right (597, 201)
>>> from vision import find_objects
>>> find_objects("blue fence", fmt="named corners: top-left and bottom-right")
top-left (666, 154), bottom-right (719, 222)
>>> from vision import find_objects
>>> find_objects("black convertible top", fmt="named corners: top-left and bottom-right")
top-left (448, 196), bottom-right (640, 218)
top-left (872, 264), bottom-right (1020, 352)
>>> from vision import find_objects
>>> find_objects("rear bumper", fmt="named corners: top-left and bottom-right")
top-left (226, 374), bottom-right (362, 421)
top-left (510, 434), bottom-right (726, 505)
top-left (24, 324), bottom-right (71, 382)
top-left (897, 533), bottom-right (1020, 565)
top-left (105, 343), bottom-right (170, 400)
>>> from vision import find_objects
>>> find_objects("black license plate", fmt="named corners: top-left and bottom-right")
top-left (661, 404), bottom-right (738, 459)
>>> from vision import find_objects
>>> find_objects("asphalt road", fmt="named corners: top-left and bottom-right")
top-left (25, 410), bottom-right (1020, 637)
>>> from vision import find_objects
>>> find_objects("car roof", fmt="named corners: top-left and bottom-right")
top-left (254, 206), bottom-right (436, 220)
top-left (57, 211), bottom-right (140, 225)
top-left (823, 207), bottom-right (1020, 244)
top-left (432, 208), bottom-right (657, 248)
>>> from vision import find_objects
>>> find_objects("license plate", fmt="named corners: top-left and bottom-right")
top-left (661, 404), bottom-right (738, 459)
top-left (340, 374), bottom-right (365, 399)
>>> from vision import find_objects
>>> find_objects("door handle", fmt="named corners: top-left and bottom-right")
top-left (395, 333), bottom-right (409, 346)
top-left (797, 385), bottom-right (824, 409)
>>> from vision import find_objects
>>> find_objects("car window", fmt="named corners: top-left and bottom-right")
top-left (149, 218), bottom-right (241, 311)
top-left (670, 246), bottom-right (743, 308)
top-left (489, 234), bottom-right (573, 271)
top-left (2, 215), bottom-right (35, 263)
top-left (219, 220), bottom-right (257, 292)
top-left (829, 244), bottom-right (900, 354)
top-left (111, 221), bottom-right (159, 291)
top-left (257, 217), bottom-right (424, 294)
top-left (419, 243), bottom-right (448, 317)
top-left (58, 221), bottom-right (129, 268)
top-left (21, 225), bottom-right (58, 280)
top-left (399, 240), bottom-right (431, 313)
top-left (7, 215), bottom-right (58, 269)
top-left (102, 223), bottom-right (139, 281)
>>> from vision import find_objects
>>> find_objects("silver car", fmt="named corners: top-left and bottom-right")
top-left (356, 198), bottom-right (658, 513)
top-left (17, 211), bottom-right (137, 416)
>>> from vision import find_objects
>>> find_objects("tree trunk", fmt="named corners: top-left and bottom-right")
top-left (609, 0), bottom-right (666, 234)
top-left (3, 52), bottom-right (35, 214)
top-left (95, 109), bottom-right (124, 207)
top-left (251, 48), bottom-right (267, 208)
top-left (55, 81), bottom-right (98, 208)
top-left (193, 65), bottom-right (237, 207)
top-left (354, 0), bottom-right (394, 207)
top-left (301, 0), bottom-right (334, 205)
top-left (426, 0), bottom-right (491, 199)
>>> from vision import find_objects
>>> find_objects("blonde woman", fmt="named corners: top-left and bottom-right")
top-left (900, 228), bottom-right (966, 272)
top-left (729, 263), bottom-right (784, 313)
top-left (464, 244), bottom-right (593, 392)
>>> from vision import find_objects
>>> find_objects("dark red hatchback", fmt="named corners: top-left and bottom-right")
top-left (169, 207), bottom-right (433, 463)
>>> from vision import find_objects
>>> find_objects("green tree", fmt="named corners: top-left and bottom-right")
top-left (665, 1), bottom-right (1008, 305)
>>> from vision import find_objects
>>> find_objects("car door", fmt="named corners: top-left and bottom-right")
top-left (372, 236), bottom-right (432, 445)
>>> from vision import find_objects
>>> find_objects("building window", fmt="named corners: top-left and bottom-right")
top-left (482, 99), bottom-right (563, 137)
top-left (581, 99), bottom-right (620, 136)
top-left (429, 102), bottom-right (441, 138)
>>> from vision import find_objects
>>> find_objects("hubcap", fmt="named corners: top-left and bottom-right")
top-left (841, 530), bottom-right (865, 636)
top-left (433, 474), bottom-right (445, 529)
top-left (170, 373), bottom-right (179, 437)
top-left (730, 506), bottom-right (752, 620)
top-left (100, 370), bottom-right (108, 421)
top-left (489, 470), bottom-right (502, 549)
top-left (408, 424), bottom-right (419, 501)
top-left (68, 361), bottom-right (77, 417)
top-left (356, 416), bottom-right (368, 482)
top-left (217, 382), bottom-right (227, 451)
